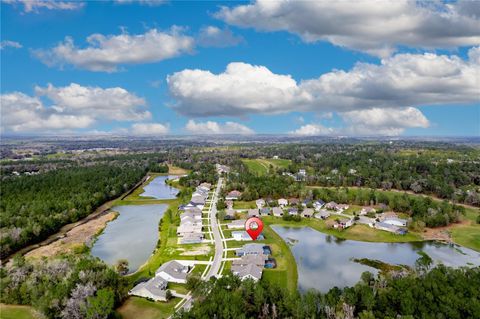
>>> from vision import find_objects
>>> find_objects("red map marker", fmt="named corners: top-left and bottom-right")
top-left (245, 217), bottom-right (263, 240)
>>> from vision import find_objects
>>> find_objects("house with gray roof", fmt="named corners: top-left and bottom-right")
top-left (248, 208), bottom-right (259, 218)
top-left (231, 263), bottom-right (263, 281)
top-left (227, 219), bottom-right (246, 229)
top-left (301, 208), bottom-right (314, 218)
top-left (235, 243), bottom-right (269, 257)
top-left (224, 209), bottom-right (236, 220)
top-left (179, 233), bottom-right (204, 244)
top-left (129, 276), bottom-right (168, 301)
top-left (156, 260), bottom-right (190, 284)
top-left (315, 209), bottom-right (330, 220)
top-left (272, 207), bottom-right (283, 217)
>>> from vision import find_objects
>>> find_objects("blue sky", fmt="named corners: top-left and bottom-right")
top-left (1, 0), bottom-right (479, 136)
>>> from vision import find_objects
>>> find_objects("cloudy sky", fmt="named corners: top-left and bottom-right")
top-left (1, 0), bottom-right (479, 136)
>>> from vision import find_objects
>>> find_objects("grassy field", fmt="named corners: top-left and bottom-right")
top-left (116, 297), bottom-right (178, 319)
top-left (241, 158), bottom-right (292, 176)
top-left (450, 208), bottom-right (480, 251)
top-left (0, 304), bottom-right (42, 319)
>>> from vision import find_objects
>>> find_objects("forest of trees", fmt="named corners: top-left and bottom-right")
top-left (310, 187), bottom-right (466, 228)
top-left (0, 164), bottom-right (146, 258)
top-left (178, 263), bottom-right (480, 319)
top-left (0, 254), bottom-right (127, 319)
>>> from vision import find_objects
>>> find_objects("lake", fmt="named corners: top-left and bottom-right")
top-left (272, 226), bottom-right (480, 292)
top-left (91, 204), bottom-right (167, 273)
top-left (140, 175), bottom-right (179, 199)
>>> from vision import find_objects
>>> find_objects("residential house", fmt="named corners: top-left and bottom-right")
top-left (325, 201), bottom-right (338, 210)
top-left (235, 243), bottom-right (266, 257)
top-left (334, 218), bottom-right (354, 229)
top-left (360, 207), bottom-right (376, 215)
top-left (375, 222), bottom-right (407, 235)
top-left (216, 164), bottom-right (230, 174)
top-left (231, 263), bottom-right (263, 281)
top-left (313, 200), bottom-right (325, 211)
top-left (278, 198), bottom-right (288, 207)
top-left (155, 261), bottom-right (190, 284)
top-left (225, 200), bottom-right (234, 209)
top-left (177, 224), bottom-right (203, 236)
top-left (232, 231), bottom-right (264, 241)
top-left (129, 276), bottom-right (168, 301)
top-left (336, 204), bottom-right (350, 211)
top-left (179, 233), bottom-right (204, 244)
top-left (315, 209), bottom-right (330, 220)
top-left (248, 209), bottom-right (259, 218)
top-left (227, 219), bottom-right (246, 229)
top-left (232, 254), bottom-right (268, 267)
top-left (383, 217), bottom-right (408, 227)
top-left (301, 208), bottom-right (314, 218)
top-left (224, 209), bottom-right (236, 220)
top-left (288, 198), bottom-right (300, 206)
top-left (256, 199), bottom-right (266, 209)
top-left (260, 208), bottom-right (271, 216)
top-left (183, 207), bottom-right (202, 215)
top-left (272, 207), bottom-right (284, 217)
top-left (226, 190), bottom-right (242, 200)
top-left (288, 208), bottom-right (298, 216)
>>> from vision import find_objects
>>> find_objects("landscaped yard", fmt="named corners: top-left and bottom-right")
top-left (116, 297), bottom-right (178, 319)
top-left (0, 304), bottom-right (42, 319)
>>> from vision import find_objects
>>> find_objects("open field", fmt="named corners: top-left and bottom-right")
top-left (0, 304), bottom-right (43, 319)
top-left (242, 158), bottom-right (292, 176)
top-left (116, 297), bottom-right (178, 319)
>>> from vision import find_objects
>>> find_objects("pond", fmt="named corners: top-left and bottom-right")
top-left (91, 204), bottom-right (167, 273)
top-left (272, 226), bottom-right (480, 292)
top-left (140, 175), bottom-right (179, 199)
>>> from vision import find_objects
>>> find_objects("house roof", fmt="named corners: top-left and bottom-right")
top-left (248, 209), bottom-right (259, 217)
top-left (231, 263), bottom-right (263, 281)
top-left (156, 261), bottom-right (188, 281)
top-left (229, 219), bottom-right (246, 226)
top-left (232, 254), bottom-right (267, 267)
top-left (272, 207), bottom-right (283, 216)
top-left (302, 208), bottom-right (314, 216)
top-left (236, 243), bottom-right (264, 255)
top-left (130, 276), bottom-right (168, 300)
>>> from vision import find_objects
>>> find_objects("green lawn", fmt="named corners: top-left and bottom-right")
top-left (116, 297), bottom-right (178, 319)
top-left (450, 207), bottom-right (480, 252)
top-left (0, 304), bottom-right (42, 319)
top-left (241, 159), bottom-right (269, 176)
top-left (233, 200), bottom-right (256, 209)
top-left (241, 158), bottom-right (292, 176)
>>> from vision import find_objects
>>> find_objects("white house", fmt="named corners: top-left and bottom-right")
top-left (278, 198), bottom-right (288, 207)
top-left (227, 219), bottom-right (246, 229)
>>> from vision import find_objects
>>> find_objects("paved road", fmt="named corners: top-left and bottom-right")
top-left (173, 178), bottom-right (223, 316)
top-left (205, 177), bottom-right (224, 279)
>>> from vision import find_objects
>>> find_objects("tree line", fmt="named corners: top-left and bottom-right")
top-left (177, 263), bottom-right (480, 319)
top-left (0, 164), bottom-right (146, 258)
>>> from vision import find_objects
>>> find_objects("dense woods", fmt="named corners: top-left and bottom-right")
top-left (0, 254), bottom-right (127, 319)
top-left (0, 165), bottom-right (146, 258)
top-left (178, 264), bottom-right (480, 319)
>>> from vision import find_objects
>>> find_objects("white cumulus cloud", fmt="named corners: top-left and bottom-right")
top-left (34, 27), bottom-right (195, 72)
top-left (1, 83), bottom-right (149, 133)
top-left (198, 26), bottom-right (244, 48)
top-left (167, 48), bottom-right (480, 117)
top-left (130, 123), bottom-right (170, 135)
top-left (289, 124), bottom-right (334, 136)
top-left (216, 0), bottom-right (480, 57)
top-left (1, 40), bottom-right (22, 50)
top-left (185, 120), bottom-right (254, 135)
top-left (3, 0), bottom-right (84, 13)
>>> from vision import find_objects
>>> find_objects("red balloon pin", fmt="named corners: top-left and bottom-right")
top-left (245, 217), bottom-right (263, 240)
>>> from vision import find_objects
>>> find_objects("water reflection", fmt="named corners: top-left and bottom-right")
top-left (140, 175), bottom-right (179, 199)
top-left (272, 226), bottom-right (480, 292)
top-left (91, 204), bottom-right (167, 273)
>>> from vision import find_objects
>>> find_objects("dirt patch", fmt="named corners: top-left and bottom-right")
top-left (422, 220), bottom-right (470, 243)
top-left (178, 245), bottom-right (211, 256)
top-left (168, 164), bottom-right (188, 175)
top-left (25, 211), bottom-right (117, 259)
